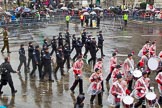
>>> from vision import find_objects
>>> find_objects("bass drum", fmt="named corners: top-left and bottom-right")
top-left (148, 57), bottom-right (160, 71)
top-left (122, 96), bottom-right (134, 108)
top-left (146, 92), bottom-right (156, 107)
top-left (132, 70), bottom-right (142, 80)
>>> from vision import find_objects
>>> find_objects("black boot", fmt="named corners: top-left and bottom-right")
top-left (158, 96), bottom-right (162, 105)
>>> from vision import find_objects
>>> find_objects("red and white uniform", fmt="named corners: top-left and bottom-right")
top-left (89, 72), bottom-right (102, 91)
top-left (155, 72), bottom-right (162, 95)
top-left (109, 56), bottom-right (117, 73)
top-left (94, 61), bottom-right (103, 71)
top-left (158, 51), bottom-right (162, 58)
top-left (142, 44), bottom-right (150, 55)
top-left (73, 59), bottom-right (84, 76)
top-left (139, 55), bottom-right (149, 71)
top-left (134, 77), bottom-right (150, 99)
top-left (111, 80), bottom-right (128, 103)
top-left (111, 68), bottom-right (125, 82)
top-left (123, 58), bottom-right (134, 81)
top-left (149, 44), bottom-right (156, 57)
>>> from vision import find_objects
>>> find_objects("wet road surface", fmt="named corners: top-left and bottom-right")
top-left (0, 21), bottom-right (162, 108)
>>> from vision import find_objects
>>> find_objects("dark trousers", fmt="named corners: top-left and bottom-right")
top-left (81, 20), bottom-right (83, 27)
top-left (88, 56), bottom-right (96, 67)
top-left (71, 46), bottom-right (75, 53)
top-left (124, 20), bottom-right (127, 27)
top-left (50, 48), bottom-right (57, 56)
top-left (63, 56), bottom-right (70, 68)
top-left (17, 58), bottom-right (27, 72)
top-left (30, 62), bottom-right (42, 79)
top-left (128, 79), bottom-right (133, 91)
top-left (70, 78), bottom-right (83, 94)
top-left (98, 46), bottom-right (104, 57)
top-left (42, 65), bottom-right (52, 80)
top-left (134, 97), bottom-right (146, 108)
top-left (0, 77), bottom-right (16, 93)
top-left (106, 72), bottom-right (112, 82)
top-left (1, 40), bottom-right (9, 52)
top-left (83, 47), bottom-right (90, 57)
top-left (54, 62), bottom-right (64, 80)
top-left (90, 92), bottom-right (102, 105)
top-left (73, 49), bottom-right (82, 61)
top-left (27, 56), bottom-right (32, 68)
top-left (66, 21), bottom-right (69, 29)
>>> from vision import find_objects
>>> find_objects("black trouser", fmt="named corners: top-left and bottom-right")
top-left (128, 79), bottom-right (133, 91)
top-left (90, 92), bottom-right (102, 105)
top-left (83, 47), bottom-right (90, 57)
top-left (17, 58), bottom-right (27, 73)
top-left (124, 20), bottom-right (127, 27)
top-left (0, 77), bottom-right (16, 93)
top-left (98, 46), bottom-right (104, 57)
top-left (66, 21), bottom-right (69, 29)
top-left (71, 46), bottom-right (76, 53)
top-left (63, 56), bottom-right (70, 68)
top-left (158, 96), bottom-right (162, 104)
top-left (106, 71), bottom-right (113, 82)
top-left (101, 81), bottom-right (104, 91)
top-left (30, 62), bottom-right (42, 79)
top-left (88, 56), bottom-right (96, 67)
top-left (50, 47), bottom-right (57, 56)
top-left (81, 20), bottom-right (83, 27)
top-left (134, 97), bottom-right (146, 108)
top-left (70, 77), bottom-right (83, 94)
top-left (54, 62), bottom-right (64, 80)
top-left (1, 40), bottom-right (9, 52)
top-left (42, 65), bottom-right (52, 80)
top-left (27, 56), bottom-right (33, 68)
top-left (73, 48), bottom-right (82, 61)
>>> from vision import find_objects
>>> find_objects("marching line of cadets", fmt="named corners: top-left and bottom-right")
top-left (0, 28), bottom-right (162, 108)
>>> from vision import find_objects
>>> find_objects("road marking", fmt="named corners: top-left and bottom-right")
top-left (141, 35), bottom-right (162, 37)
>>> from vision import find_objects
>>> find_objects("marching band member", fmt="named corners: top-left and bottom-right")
top-left (134, 72), bottom-right (150, 108)
top-left (138, 50), bottom-right (149, 72)
top-left (110, 74), bottom-right (130, 108)
top-left (155, 72), bottom-right (162, 105)
top-left (111, 65), bottom-right (125, 82)
top-left (106, 52), bottom-right (117, 82)
top-left (70, 55), bottom-right (84, 94)
top-left (142, 41), bottom-right (150, 56)
top-left (123, 53), bottom-right (134, 91)
top-left (89, 68), bottom-right (103, 106)
top-left (158, 51), bottom-right (162, 73)
top-left (149, 41), bottom-right (156, 57)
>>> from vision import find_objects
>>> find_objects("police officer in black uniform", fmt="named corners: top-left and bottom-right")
top-left (30, 45), bottom-right (42, 79)
top-left (58, 32), bottom-right (64, 47)
top-left (65, 30), bottom-right (71, 48)
top-left (97, 31), bottom-right (105, 57)
top-left (43, 39), bottom-right (50, 49)
top-left (71, 34), bottom-right (77, 53)
top-left (63, 45), bottom-right (71, 69)
top-left (54, 46), bottom-right (65, 80)
top-left (81, 29), bottom-right (87, 45)
top-left (88, 37), bottom-right (98, 67)
top-left (0, 57), bottom-right (18, 95)
top-left (41, 48), bottom-right (54, 82)
top-left (17, 44), bottom-right (27, 73)
top-left (83, 35), bottom-right (91, 58)
top-left (73, 37), bottom-right (83, 61)
top-left (50, 36), bottom-right (57, 56)
top-left (27, 42), bottom-right (34, 69)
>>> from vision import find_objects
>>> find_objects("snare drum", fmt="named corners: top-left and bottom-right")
top-left (148, 57), bottom-right (160, 70)
top-left (146, 92), bottom-right (156, 106)
top-left (133, 70), bottom-right (142, 80)
top-left (122, 96), bottom-right (134, 108)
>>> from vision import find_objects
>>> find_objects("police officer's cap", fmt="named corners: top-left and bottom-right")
top-left (35, 45), bottom-right (39, 48)
top-left (116, 73), bottom-right (122, 79)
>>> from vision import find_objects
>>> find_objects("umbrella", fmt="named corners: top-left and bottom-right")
top-left (23, 8), bottom-right (31, 12)
top-left (90, 11), bottom-right (96, 15)
top-left (61, 7), bottom-right (68, 10)
top-left (15, 7), bottom-right (22, 13)
top-left (93, 7), bottom-right (103, 11)
top-left (83, 12), bottom-right (89, 15)
top-left (5, 12), bottom-right (12, 16)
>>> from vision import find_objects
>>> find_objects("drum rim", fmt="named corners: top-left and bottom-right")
top-left (146, 92), bottom-right (156, 100)
top-left (123, 96), bottom-right (134, 105)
